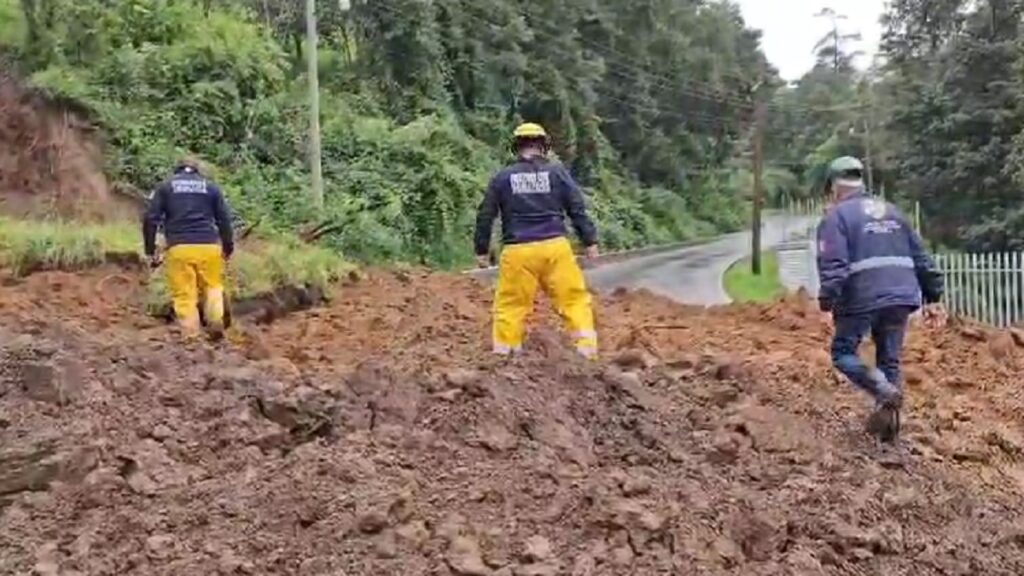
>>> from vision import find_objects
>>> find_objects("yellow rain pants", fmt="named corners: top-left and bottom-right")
top-left (492, 236), bottom-right (597, 357)
top-left (165, 244), bottom-right (226, 338)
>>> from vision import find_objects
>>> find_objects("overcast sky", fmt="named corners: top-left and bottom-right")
top-left (734, 0), bottom-right (887, 81)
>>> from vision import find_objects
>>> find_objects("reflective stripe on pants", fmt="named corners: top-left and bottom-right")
top-left (492, 237), bottom-right (597, 357)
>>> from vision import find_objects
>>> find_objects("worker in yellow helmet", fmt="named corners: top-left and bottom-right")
top-left (474, 122), bottom-right (600, 358)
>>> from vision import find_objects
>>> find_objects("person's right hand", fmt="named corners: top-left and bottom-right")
top-left (475, 254), bottom-right (491, 269)
top-left (148, 253), bottom-right (163, 269)
top-left (585, 245), bottom-right (599, 260)
top-left (923, 303), bottom-right (948, 329)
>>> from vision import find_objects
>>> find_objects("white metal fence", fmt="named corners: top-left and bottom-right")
top-left (782, 239), bottom-right (1023, 328)
top-left (935, 252), bottom-right (1024, 328)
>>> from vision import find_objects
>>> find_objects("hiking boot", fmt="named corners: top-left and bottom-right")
top-left (207, 322), bottom-right (226, 342)
top-left (866, 370), bottom-right (903, 443)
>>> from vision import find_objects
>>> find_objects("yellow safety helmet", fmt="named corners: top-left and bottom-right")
top-left (512, 122), bottom-right (548, 140)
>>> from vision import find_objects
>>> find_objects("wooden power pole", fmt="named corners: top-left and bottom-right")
top-left (751, 100), bottom-right (767, 276)
top-left (863, 118), bottom-right (875, 193)
top-left (305, 0), bottom-right (324, 209)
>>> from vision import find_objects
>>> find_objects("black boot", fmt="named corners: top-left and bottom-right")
top-left (865, 369), bottom-right (902, 443)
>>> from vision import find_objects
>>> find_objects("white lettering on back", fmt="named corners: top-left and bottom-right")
top-left (510, 171), bottom-right (551, 195)
top-left (171, 180), bottom-right (208, 194)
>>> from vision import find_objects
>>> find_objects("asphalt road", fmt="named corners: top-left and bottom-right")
top-left (584, 214), bottom-right (818, 305)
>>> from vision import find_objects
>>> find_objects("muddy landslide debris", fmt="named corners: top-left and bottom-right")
top-left (2, 269), bottom-right (1024, 575)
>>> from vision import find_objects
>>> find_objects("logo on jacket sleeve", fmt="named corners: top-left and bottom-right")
top-left (510, 172), bottom-right (552, 194)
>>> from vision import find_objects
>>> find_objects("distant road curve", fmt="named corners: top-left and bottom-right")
top-left (583, 213), bottom-right (817, 305)
top-left (464, 213), bottom-right (818, 306)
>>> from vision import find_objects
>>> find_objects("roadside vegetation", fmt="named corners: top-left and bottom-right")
top-left (0, 0), bottom-right (785, 270)
top-left (723, 252), bottom-right (785, 304)
top-left (0, 218), bottom-right (351, 312)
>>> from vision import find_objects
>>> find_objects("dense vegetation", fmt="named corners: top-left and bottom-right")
top-left (0, 0), bottom-right (787, 267)
top-left (766, 1), bottom-right (1024, 252)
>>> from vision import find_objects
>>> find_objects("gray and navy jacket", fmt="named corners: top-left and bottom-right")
top-left (816, 192), bottom-right (943, 316)
top-left (143, 167), bottom-right (235, 257)
top-left (474, 156), bottom-right (597, 256)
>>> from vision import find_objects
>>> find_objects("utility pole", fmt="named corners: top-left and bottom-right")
top-left (751, 99), bottom-right (767, 276)
top-left (305, 0), bottom-right (324, 208)
top-left (863, 116), bottom-right (875, 194)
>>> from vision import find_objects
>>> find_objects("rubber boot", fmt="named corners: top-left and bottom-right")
top-left (865, 369), bottom-right (902, 443)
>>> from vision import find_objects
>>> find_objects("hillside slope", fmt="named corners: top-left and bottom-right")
top-left (0, 75), bottom-right (139, 221)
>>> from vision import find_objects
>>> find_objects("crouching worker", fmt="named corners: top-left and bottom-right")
top-left (817, 156), bottom-right (945, 442)
top-left (474, 122), bottom-right (600, 358)
top-left (143, 157), bottom-right (235, 341)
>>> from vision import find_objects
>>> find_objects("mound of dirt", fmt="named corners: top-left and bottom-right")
top-left (0, 74), bottom-right (139, 221)
top-left (2, 269), bottom-right (1024, 575)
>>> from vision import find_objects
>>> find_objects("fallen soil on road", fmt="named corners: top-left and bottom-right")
top-left (3, 268), bottom-right (1024, 575)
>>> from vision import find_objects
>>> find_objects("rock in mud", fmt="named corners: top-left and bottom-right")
top-left (729, 403), bottom-right (808, 454)
top-left (985, 427), bottom-right (1024, 456)
top-left (513, 563), bottom-right (559, 576)
top-left (33, 542), bottom-right (61, 576)
top-left (610, 545), bottom-right (635, 567)
top-left (446, 369), bottom-right (490, 398)
top-left (612, 349), bottom-right (657, 371)
top-left (145, 534), bottom-right (176, 559)
top-left (117, 440), bottom-right (191, 496)
top-left (601, 369), bottom-right (656, 411)
top-left (357, 509), bottom-right (390, 534)
top-left (11, 358), bottom-right (86, 405)
top-left (374, 531), bottom-right (398, 559)
top-left (473, 422), bottom-right (519, 452)
top-left (728, 508), bottom-right (785, 561)
top-left (396, 520), bottom-right (430, 550)
top-left (785, 547), bottom-right (825, 575)
top-left (447, 536), bottom-right (492, 576)
top-left (711, 356), bottom-right (747, 381)
top-left (521, 535), bottom-right (554, 563)
top-left (826, 519), bottom-right (884, 554)
top-left (0, 440), bottom-right (97, 496)
top-left (989, 331), bottom-right (1017, 363)
top-left (959, 326), bottom-right (986, 341)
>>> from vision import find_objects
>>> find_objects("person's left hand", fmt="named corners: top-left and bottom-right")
top-left (148, 252), bottom-right (163, 269)
top-left (475, 254), bottom-right (491, 269)
top-left (585, 245), bottom-right (599, 260)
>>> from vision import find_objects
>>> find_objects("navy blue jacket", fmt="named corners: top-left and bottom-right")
top-left (816, 193), bottom-right (943, 316)
top-left (143, 168), bottom-right (234, 257)
top-left (474, 157), bottom-right (597, 255)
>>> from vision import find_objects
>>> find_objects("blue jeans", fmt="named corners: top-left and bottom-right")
top-left (831, 306), bottom-right (913, 400)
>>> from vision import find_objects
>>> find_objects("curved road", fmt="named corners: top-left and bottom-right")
top-left (584, 213), bottom-right (817, 305)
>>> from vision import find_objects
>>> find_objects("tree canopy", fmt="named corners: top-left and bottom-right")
top-left (0, 0), bottom-right (790, 266)
top-left (767, 1), bottom-right (1024, 251)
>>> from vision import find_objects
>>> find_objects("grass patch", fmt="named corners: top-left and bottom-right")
top-left (0, 0), bottom-right (26, 49)
top-left (144, 236), bottom-right (354, 316)
top-left (0, 217), bottom-right (139, 275)
top-left (0, 217), bottom-right (353, 314)
top-left (724, 251), bottom-right (785, 303)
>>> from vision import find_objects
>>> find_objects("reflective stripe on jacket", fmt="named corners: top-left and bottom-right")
top-left (816, 193), bottom-right (943, 316)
